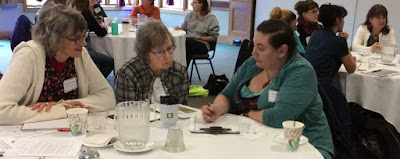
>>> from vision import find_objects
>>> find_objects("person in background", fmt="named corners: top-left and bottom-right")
top-left (0, 4), bottom-right (115, 125)
top-left (306, 4), bottom-right (356, 84)
top-left (35, 0), bottom-right (71, 23)
top-left (294, 0), bottom-right (321, 49)
top-left (130, 0), bottom-right (161, 24)
top-left (72, 0), bottom-right (114, 78)
top-left (270, 6), bottom-right (306, 55)
top-left (352, 4), bottom-right (396, 53)
top-left (174, 0), bottom-right (219, 65)
top-left (201, 19), bottom-right (333, 159)
top-left (114, 21), bottom-right (189, 105)
top-left (91, 0), bottom-right (107, 24)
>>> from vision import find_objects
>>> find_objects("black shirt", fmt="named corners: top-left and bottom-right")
top-left (305, 28), bottom-right (349, 84)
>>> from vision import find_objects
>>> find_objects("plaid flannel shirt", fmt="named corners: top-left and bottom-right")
top-left (114, 57), bottom-right (189, 104)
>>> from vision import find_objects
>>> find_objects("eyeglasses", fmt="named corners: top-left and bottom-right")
top-left (307, 9), bottom-right (319, 14)
top-left (150, 45), bottom-right (176, 56)
top-left (66, 31), bottom-right (89, 45)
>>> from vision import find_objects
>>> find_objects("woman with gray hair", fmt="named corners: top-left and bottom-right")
top-left (114, 20), bottom-right (189, 105)
top-left (0, 4), bottom-right (115, 125)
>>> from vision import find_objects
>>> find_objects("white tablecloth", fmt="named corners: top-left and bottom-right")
top-left (89, 27), bottom-right (187, 72)
top-left (338, 54), bottom-right (400, 132)
top-left (2, 114), bottom-right (323, 159)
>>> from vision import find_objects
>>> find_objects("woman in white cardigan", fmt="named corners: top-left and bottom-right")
top-left (352, 4), bottom-right (396, 53)
top-left (0, 4), bottom-right (115, 125)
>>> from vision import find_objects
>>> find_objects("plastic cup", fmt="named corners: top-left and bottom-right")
top-left (66, 108), bottom-right (89, 136)
top-left (368, 57), bottom-right (379, 69)
top-left (90, 111), bottom-right (108, 130)
top-left (164, 126), bottom-right (185, 153)
top-left (282, 120), bottom-right (305, 151)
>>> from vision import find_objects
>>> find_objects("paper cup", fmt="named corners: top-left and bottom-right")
top-left (66, 108), bottom-right (89, 136)
top-left (282, 120), bottom-right (305, 151)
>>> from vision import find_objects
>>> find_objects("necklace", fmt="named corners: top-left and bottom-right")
top-left (263, 71), bottom-right (271, 88)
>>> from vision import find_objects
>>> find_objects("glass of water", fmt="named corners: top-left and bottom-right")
top-left (116, 100), bottom-right (150, 150)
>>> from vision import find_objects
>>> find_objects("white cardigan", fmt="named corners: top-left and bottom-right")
top-left (352, 25), bottom-right (397, 53)
top-left (0, 41), bottom-right (115, 125)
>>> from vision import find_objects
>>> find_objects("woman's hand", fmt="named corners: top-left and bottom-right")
top-left (61, 101), bottom-right (87, 110)
top-left (338, 32), bottom-right (349, 39)
top-left (201, 104), bottom-right (219, 122)
top-left (101, 24), bottom-right (108, 31)
top-left (173, 26), bottom-right (181, 30)
top-left (29, 102), bottom-right (58, 112)
top-left (371, 42), bottom-right (382, 53)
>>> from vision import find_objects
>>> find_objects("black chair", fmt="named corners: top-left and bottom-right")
top-left (189, 41), bottom-right (217, 83)
top-left (234, 39), bottom-right (253, 73)
top-left (10, 15), bottom-right (32, 51)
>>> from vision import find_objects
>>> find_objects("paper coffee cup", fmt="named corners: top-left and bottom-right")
top-left (282, 120), bottom-right (305, 151)
top-left (66, 108), bottom-right (89, 136)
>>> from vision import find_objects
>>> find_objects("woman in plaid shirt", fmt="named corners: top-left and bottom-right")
top-left (114, 21), bottom-right (189, 105)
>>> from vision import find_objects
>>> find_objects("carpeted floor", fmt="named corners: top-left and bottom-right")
top-left (0, 40), bottom-right (240, 108)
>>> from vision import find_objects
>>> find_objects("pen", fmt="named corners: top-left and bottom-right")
top-left (372, 70), bottom-right (381, 73)
top-left (57, 128), bottom-right (70, 132)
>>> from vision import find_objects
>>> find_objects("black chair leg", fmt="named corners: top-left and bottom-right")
top-left (194, 60), bottom-right (201, 81)
top-left (189, 60), bottom-right (194, 84)
top-left (209, 59), bottom-right (216, 76)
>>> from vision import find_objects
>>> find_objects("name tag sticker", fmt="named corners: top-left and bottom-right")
top-left (268, 90), bottom-right (278, 103)
top-left (94, 7), bottom-right (101, 13)
top-left (63, 77), bottom-right (78, 93)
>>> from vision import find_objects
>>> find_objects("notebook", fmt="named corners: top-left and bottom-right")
top-left (22, 119), bottom-right (69, 130)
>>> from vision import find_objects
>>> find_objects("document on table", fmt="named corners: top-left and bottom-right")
top-left (22, 119), bottom-right (69, 130)
top-left (188, 114), bottom-right (240, 133)
top-left (0, 137), bottom-right (15, 153)
top-left (6, 137), bottom-right (83, 157)
top-left (0, 125), bottom-right (56, 139)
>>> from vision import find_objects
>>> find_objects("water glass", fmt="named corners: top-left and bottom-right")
top-left (368, 57), bottom-right (379, 69)
top-left (90, 111), bottom-right (108, 130)
top-left (164, 126), bottom-right (185, 153)
top-left (137, 14), bottom-right (148, 28)
top-left (282, 120), bottom-right (305, 151)
top-left (380, 46), bottom-right (397, 64)
top-left (116, 101), bottom-right (150, 150)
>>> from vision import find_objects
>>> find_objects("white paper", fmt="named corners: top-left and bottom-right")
top-left (189, 114), bottom-right (240, 133)
top-left (7, 137), bottom-right (82, 157)
top-left (22, 119), bottom-right (69, 130)
top-left (0, 125), bottom-right (56, 139)
top-left (0, 137), bottom-right (15, 153)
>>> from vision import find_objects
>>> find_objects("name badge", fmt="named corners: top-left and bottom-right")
top-left (268, 90), bottom-right (278, 103)
top-left (94, 7), bottom-right (102, 13)
top-left (63, 77), bottom-right (78, 93)
top-left (156, 88), bottom-right (167, 98)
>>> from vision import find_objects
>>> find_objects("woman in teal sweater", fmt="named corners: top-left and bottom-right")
top-left (202, 19), bottom-right (333, 158)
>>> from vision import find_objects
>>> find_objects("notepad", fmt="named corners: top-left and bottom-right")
top-left (22, 119), bottom-right (69, 130)
top-left (188, 114), bottom-right (240, 133)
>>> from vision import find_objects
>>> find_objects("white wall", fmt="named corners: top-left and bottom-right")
top-left (255, 0), bottom-right (400, 47)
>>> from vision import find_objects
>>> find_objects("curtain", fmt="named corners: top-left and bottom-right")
top-left (117, 0), bottom-right (125, 7)
top-left (167, 0), bottom-right (174, 5)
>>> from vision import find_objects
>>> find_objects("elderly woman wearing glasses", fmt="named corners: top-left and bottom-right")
top-left (0, 4), bottom-right (115, 125)
top-left (114, 21), bottom-right (189, 104)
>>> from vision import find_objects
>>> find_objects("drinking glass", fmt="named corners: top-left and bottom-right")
top-left (116, 100), bottom-right (150, 150)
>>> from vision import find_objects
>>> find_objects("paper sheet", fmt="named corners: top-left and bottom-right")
top-left (22, 119), bottom-right (69, 130)
top-left (0, 137), bottom-right (15, 153)
top-left (6, 137), bottom-right (83, 157)
top-left (0, 126), bottom-right (56, 139)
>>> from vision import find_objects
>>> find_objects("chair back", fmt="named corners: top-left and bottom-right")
top-left (207, 40), bottom-right (217, 59)
top-left (318, 82), bottom-right (357, 159)
top-left (234, 39), bottom-right (253, 73)
top-left (10, 15), bottom-right (33, 51)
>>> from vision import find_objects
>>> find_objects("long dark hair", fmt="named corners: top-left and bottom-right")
top-left (362, 4), bottom-right (390, 35)
top-left (198, 0), bottom-right (210, 16)
top-left (318, 4), bottom-right (347, 28)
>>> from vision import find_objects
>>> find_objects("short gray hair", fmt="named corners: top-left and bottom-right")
top-left (135, 20), bottom-right (175, 62)
top-left (32, 4), bottom-right (87, 58)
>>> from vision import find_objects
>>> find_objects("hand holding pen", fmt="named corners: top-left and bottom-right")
top-left (201, 103), bottom-right (219, 123)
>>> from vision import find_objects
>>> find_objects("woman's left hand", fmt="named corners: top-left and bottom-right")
top-left (29, 102), bottom-right (58, 112)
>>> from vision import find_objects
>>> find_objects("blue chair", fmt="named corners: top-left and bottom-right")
top-left (10, 15), bottom-right (32, 51)
top-left (318, 82), bottom-right (357, 159)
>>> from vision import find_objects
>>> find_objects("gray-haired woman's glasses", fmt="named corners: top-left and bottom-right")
top-left (150, 45), bottom-right (176, 56)
top-left (66, 31), bottom-right (89, 45)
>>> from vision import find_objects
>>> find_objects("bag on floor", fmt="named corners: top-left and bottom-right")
top-left (203, 74), bottom-right (229, 95)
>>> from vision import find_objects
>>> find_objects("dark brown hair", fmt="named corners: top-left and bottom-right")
top-left (72, 0), bottom-right (88, 12)
top-left (363, 4), bottom-right (390, 35)
top-left (294, 0), bottom-right (318, 18)
top-left (256, 19), bottom-right (297, 60)
top-left (318, 4), bottom-right (347, 28)
top-left (198, 0), bottom-right (210, 16)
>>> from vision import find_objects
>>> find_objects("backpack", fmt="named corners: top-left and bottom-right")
top-left (203, 74), bottom-right (229, 95)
